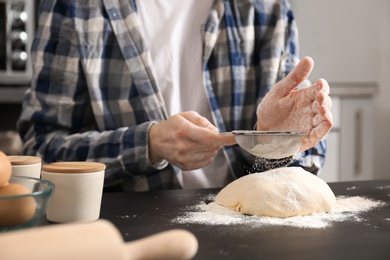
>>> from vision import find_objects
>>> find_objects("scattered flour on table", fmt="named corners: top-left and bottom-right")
top-left (377, 184), bottom-right (390, 196)
top-left (172, 195), bottom-right (385, 229)
top-left (376, 185), bottom-right (390, 197)
top-left (376, 185), bottom-right (390, 190)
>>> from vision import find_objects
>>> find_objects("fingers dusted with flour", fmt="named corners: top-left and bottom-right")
top-left (300, 78), bottom-right (333, 151)
top-left (274, 56), bottom-right (314, 97)
top-left (256, 56), bottom-right (333, 152)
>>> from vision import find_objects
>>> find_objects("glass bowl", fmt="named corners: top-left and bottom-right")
top-left (0, 176), bottom-right (55, 232)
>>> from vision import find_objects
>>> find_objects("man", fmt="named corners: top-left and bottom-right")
top-left (18, 0), bottom-right (332, 191)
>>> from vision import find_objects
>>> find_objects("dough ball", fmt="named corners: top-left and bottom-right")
top-left (215, 167), bottom-right (336, 218)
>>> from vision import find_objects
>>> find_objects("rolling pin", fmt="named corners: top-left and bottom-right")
top-left (0, 220), bottom-right (198, 260)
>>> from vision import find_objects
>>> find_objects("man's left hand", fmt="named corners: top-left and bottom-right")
top-left (256, 56), bottom-right (333, 152)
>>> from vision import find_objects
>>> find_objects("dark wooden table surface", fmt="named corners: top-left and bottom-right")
top-left (93, 179), bottom-right (390, 260)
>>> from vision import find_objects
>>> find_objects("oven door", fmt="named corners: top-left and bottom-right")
top-left (0, 0), bottom-right (35, 86)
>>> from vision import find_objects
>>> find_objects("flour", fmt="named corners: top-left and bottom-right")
top-left (248, 137), bottom-right (300, 159)
top-left (172, 195), bottom-right (385, 229)
top-left (377, 185), bottom-right (390, 190)
top-left (248, 156), bottom-right (294, 171)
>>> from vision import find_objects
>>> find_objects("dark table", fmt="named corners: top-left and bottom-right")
top-left (95, 179), bottom-right (390, 260)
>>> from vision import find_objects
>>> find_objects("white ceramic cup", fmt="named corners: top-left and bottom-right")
top-left (8, 155), bottom-right (42, 179)
top-left (41, 162), bottom-right (106, 223)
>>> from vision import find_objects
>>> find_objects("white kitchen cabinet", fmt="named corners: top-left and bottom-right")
top-left (339, 98), bottom-right (374, 181)
top-left (320, 131), bottom-right (340, 182)
top-left (319, 96), bottom-right (340, 183)
top-left (320, 94), bottom-right (375, 182)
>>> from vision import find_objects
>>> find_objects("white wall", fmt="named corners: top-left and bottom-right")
top-left (290, 0), bottom-right (383, 82)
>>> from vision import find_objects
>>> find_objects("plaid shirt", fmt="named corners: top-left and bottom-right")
top-left (18, 0), bottom-right (327, 191)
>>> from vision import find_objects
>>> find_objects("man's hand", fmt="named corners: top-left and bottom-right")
top-left (149, 111), bottom-right (236, 170)
top-left (256, 56), bottom-right (333, 151)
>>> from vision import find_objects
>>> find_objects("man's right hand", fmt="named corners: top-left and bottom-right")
top-left (148, 111), bottom-right (236, 170)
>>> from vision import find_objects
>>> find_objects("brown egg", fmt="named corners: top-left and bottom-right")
top-left (0, 151), bottom-right (12, 187)
top-left (0, 183), bottom-right (36, 227)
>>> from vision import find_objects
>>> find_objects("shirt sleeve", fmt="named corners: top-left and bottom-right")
top-left (17, 0), bottom-right (166, 183)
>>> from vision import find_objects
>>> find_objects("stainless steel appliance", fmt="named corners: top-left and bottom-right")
top-left (0, 0), bottom-right (35, 85)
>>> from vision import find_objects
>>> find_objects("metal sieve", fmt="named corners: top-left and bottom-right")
top-left (225, 131), bottom-right (306, 159)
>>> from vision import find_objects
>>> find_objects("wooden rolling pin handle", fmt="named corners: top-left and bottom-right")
top-left (0, 220), bottom-right (198, 260)
top-left (125, 229), bottom-right (198, 260)
top-left (0, 220), bottom-right (127, 260)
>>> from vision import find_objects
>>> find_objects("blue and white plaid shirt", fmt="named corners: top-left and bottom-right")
top-left (18, 0), bottom-right (327, 191)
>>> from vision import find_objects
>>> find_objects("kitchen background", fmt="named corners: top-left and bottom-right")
top-left (289, 0), bottom-right (390, 182)
top-left (0, 0), bottom-right (389, 182)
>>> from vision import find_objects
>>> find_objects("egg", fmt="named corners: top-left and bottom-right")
top-left (0, 151), bottom-right (12, 187)
top-left (0, 183), bottom-right (36, 227)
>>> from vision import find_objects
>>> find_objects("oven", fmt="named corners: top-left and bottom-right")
top-left (0, 0), bottom-right (37, 86)
top-left (0, 0), bottom-right (40, 154)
